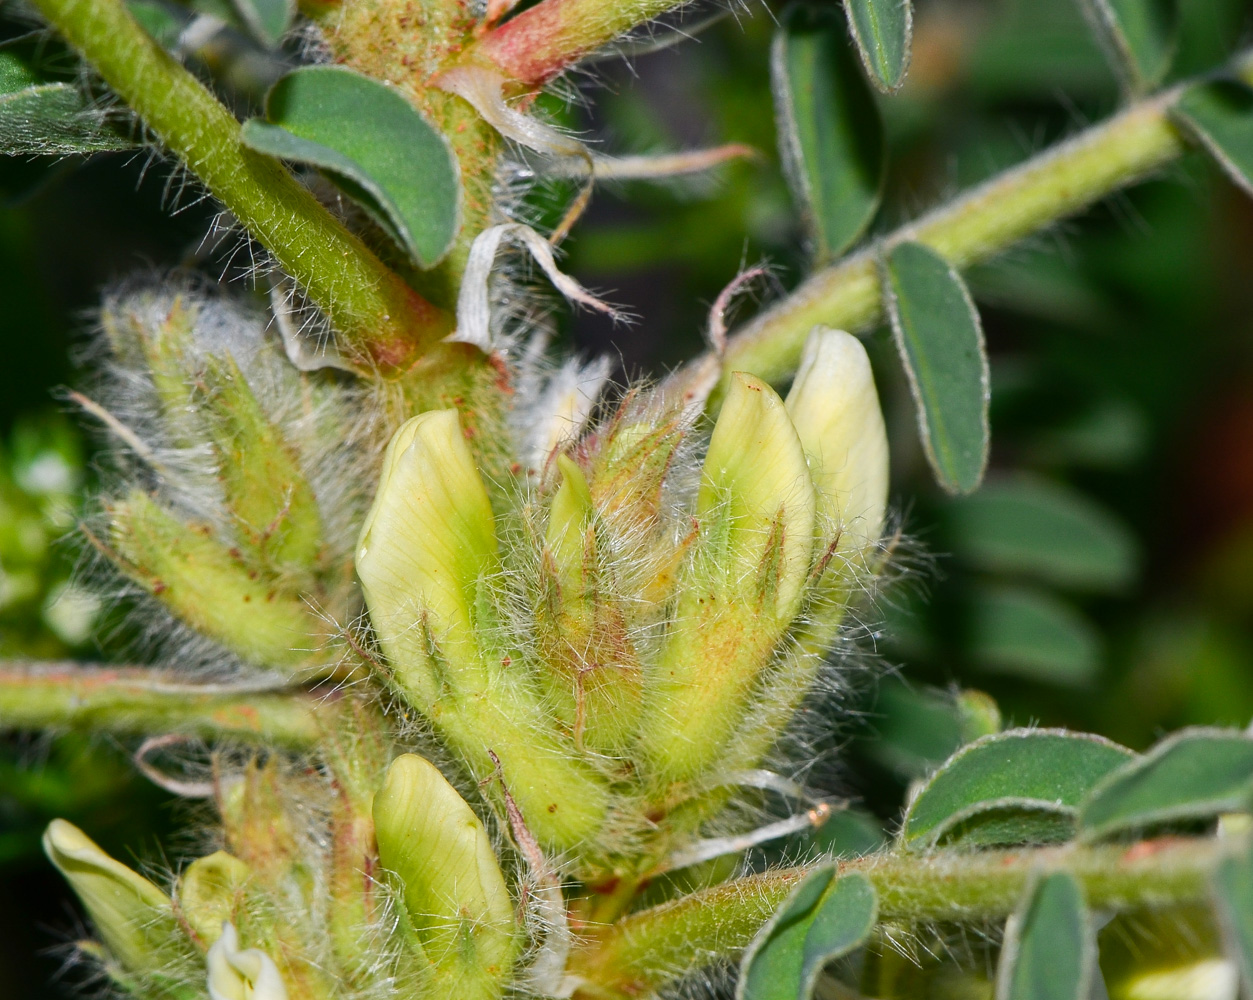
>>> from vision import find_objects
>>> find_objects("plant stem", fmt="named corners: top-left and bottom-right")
top-left (0, 662), bottom-right (323, 749)
top-left (467, 0), bottom-right (686, 86)
top-left (568, 837), bottom-right (1226, 998)
top-left (705, 50), bottom-right (1253, 394)
top-left (30, 0), bottom-right (453, 371)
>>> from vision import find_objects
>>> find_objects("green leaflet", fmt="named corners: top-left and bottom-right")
top-left (0, 41), bottom-right (136, 154)
top-left (946, 475), bottom-right (1138, 592)
top-left (1173, 79), bottom-right (1253, 198)
top-left (738, 868), bottom-right (877, 1000)
top-left (883, 241), bottom-right (989, 495)
top-left (995, 872), bottom-right (1094, 1000)
top-left (1079, 728), bottom-right (1253, 840)
top-left (231, 0), bottom-right (293, 47)
top-left (902, 729), bottom-right (1135, 850)
top-left (842, 0), bottom-right (912, 92)
top-left (1078, 0), bottom-right (1177, 94)
top-left (968, 584), bottom-right (1102, 687)
top-left (241, 66), bottom-right (460, 269)
top-left (772, 4), bottom-right (884, 261)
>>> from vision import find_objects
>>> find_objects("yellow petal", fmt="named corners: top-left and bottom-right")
top-left (785, 328), bottom-right (888, 552)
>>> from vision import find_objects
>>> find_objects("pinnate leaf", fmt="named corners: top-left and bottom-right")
top-left (842, 0), bottom-right (912, 92)
top-left (1079, 728), bottom-right (1253, 841)
top-left (241, 66), bottom-right (460, 269)
top-left (772, 4), bottom-right (884, 261)
top-left (883, 241), bottom-right (989, 495)
top-left (1172, 79), bottom-right (1253, 198)
top-left (995, 872), bottom-right (1094, 1000)
top-left (902, 729), bottom-right (1134, 850)
top-left (738, 868), bottom-right (877, 1000)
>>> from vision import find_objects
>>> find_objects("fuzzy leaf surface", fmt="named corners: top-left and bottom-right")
top-left (1079, 728), bottom-right (1253, 840)
top-left (842, 0), bottom-right (912, 92)
top-left (946, 475), bottom-right (1138, 592)
top-left (883, 240), bottom-right (989, 495)
top-left (738, 867), bottom-right (876, 1000)
top-left (995, 871), bottom-right (1094, 1000)
top-left (1173, 79), bottom-right (1253, 198)
top-left (0, 42), bottom-right (136, 153)
top-left (772, 4), bottom-right (884, 261)
top-left (1078, 0), bottom-right (1177, 93)
top-left (241, 66), bottom-right (460, 268)
top-left (902, 729), bottom-right (1135, 850)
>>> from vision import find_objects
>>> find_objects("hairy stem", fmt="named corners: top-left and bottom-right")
top-left (704, 50), bottom-right (1253, 394)
top-left (0, 662), bottom-right (323, 748)
top-left (30, 0), bottom-right (453, 371)
top-left (569, 837), bottom-right (1226, 998)
top-left (467, 0), bottom-right (686, 86)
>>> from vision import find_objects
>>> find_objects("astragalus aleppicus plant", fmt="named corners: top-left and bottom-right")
top-left (9, 0), bottom-right (1253, 998)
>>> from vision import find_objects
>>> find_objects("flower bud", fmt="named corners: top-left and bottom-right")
top-left (698, 371), bottom-right (818, 617)
top-left (179, 851), bottom-right (251, 949)
top-left (355, 411), bottom-right (498, 705)
top-left (640, 373), bottom-right (817, 784)
top-left (784, 328), bottom-right (888, 553)
top-left (373, 754), bottom-right (518, 995)
top-left (42, 819), bottom-right (176, 973)
top-left (207, 922), bottom-right (289, 1000)
top-left (107, 490), bottom-right (318, 670)
top-left (357, 416), bottom-right (611, 853)
top-left (539, 454), bottom-right (642, 753)
top-left (199, 354), bottom-right (323, 580)
top-left (544, 453), bottom-right (594, 586)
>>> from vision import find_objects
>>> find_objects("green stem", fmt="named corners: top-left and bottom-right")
top-left (30, 0), bottom-right (453, 371)
top-left (0, 662), bottom-right (323, 749)
top-left (569, 837), bottom-right (1226, 998)
top-left (468, 0), bottom-right (687, 86)
top-left (707, 50), bottom-right (1253, 393)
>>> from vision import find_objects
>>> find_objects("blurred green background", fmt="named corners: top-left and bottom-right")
top-left (4, 0), bottom-right (1253, 992)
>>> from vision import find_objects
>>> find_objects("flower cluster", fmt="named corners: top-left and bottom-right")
top-left (46, 301), bottom-right (889, 999)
